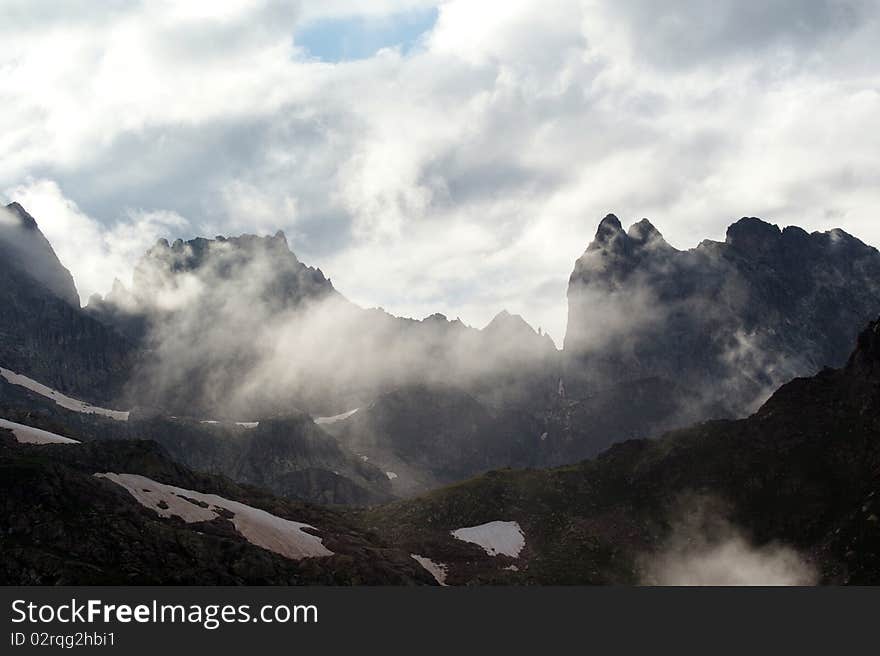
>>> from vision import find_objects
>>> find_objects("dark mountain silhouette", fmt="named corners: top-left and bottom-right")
top-left (6, 316), bottom-right (880, 584)
top-left (363, 318), bottom-right (880, 585)
top-left (0, 202), bottom-right (79, 306)
top-left (0, 203), bottom-right (134, 402)
top-left (9, 203), bottom-right (880, 505)
top-left (88, 230), bottom-right (559, 419)
top-left (3, 201), bottom-right (880, 585)
top-left (564, 214), bottom-right (880, 415)
top-left (0, 435), bottom-right (431, 585)
top-left (0, 364), bottom-right (393, 506)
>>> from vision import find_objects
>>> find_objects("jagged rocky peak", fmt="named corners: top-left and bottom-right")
top-left (3, 201), bottom-right (39, 230)
top-left (572, 214), bottom-right (673, 285)
top-left (0, 202), bottom-right (80, 307)
top-left (120, 230), bottom-right (336, 314)
top-left (627, 218), bottom-right (669, 248)
top-left (589, 214), bottom-right (627, 251)
top-left (482, 310), bottom-right (559, 353)
top-left (139, 231), bottom-right (312, 278)
top-left (565, 211), bottom-right (880, 418)
top-left (485, 309), bottom-right (537, 335)
top-left (586, 214), bottom-right (673, 257)
top-left (725, 217), bottom-right (783, 254)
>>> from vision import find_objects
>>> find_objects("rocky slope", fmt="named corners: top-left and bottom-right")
top-left (328, 376), bottom-right (724, 497)
top-left (324, 214), bottom-right (880, 476)
top-left (0, 203), bottom-right (135, 403)
top-left (565, 214), bottom-right (880, 415)
top-left (0, 375), bottom-right (391, 506)
top-left (328, 385), bottom-right (540, 496)
top-left (361, 319), bottom-right (880, 585)
top-left (0, 433), bottom-right (432, 585)
top-left (7, 202), bottom-right (880, 515)
top-left (88, 231), bottom-right (559, 419)
top-left (0, 202), bottom-right (79, 307)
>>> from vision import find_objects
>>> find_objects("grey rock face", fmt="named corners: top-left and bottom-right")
top-left (1, 202), bottom-right (80, 307)
top-left (0, 204), bottom-right (134, 403)
top-left (564, 214), bottom-right (880, 414)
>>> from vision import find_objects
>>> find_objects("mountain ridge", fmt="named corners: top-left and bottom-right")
top-left (564, 213), bottom-right (880, 417)
top-left (361, 316), bottom-right (880, 584)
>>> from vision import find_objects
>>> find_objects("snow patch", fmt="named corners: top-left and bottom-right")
top-left (411, 555), bottom-right (448, 586)
top-left (0, 367), bottom-right (129, 421)
top-left (0, 418), bottom-right (79, 445)
top-left (385, 471), bottom-right (398, 480)
top-left (451, 521), bottom-right (525, 557)
top-left (314, 408), bottom-right (359, 425)
top-left (199, 420), bottom-right (259, 428)
top-left (95, 473), bottom-right (333, 560)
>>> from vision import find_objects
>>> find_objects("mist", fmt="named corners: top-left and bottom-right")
top-left (639, 496), bottom-right (817, 586)
top-left (96, 231), bottom-right (559, 418)
top-left (562, 216), bottom-right (849, 417)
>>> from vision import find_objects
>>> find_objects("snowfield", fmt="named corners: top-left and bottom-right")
top-left (95, 473), bottom-right (333, 560)
top-left (451, 521), bottom-right (526, 557)
top-left (0, 367), bottom-right (129, 421)
top-left (411, 555), bottom-right (448, 586)
top-left (0, 418), bottom-right (80, 445)
top-left (314, 408), bottom-right (359, 425)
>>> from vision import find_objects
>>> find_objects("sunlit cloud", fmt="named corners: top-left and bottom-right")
top-left (2, 0), bottom-right (879, 339)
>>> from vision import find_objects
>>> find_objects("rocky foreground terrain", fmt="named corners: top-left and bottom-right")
top-left (360, 319), bottom-right (880, 585)
top-left (3, 317), bottom-right (879, 584)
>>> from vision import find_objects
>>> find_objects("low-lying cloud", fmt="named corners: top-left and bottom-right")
top-left (109, 233), bottom-right (558, 417)
top-left (640, 496), bottom-right (817, 586)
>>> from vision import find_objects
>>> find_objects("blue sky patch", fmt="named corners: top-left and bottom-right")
top-left (295, 7), bottom-right (438, 62)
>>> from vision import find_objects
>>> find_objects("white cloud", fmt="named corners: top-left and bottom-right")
top-left (2, 1), bottom-right (880, 338)
top-left (4, 179), bottom-right (186, 303)
top-left (640, 496), bottom-right (818, 586)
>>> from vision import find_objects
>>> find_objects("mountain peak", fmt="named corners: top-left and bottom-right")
top-left (4, 202), bottom-right (39, 231)
top-left (726, 217), bottom-right (782, 253)
top-left (485, 309), bottom-right (532, 332)
top-left (627, 218), bottom-right (669, 248)
top-left (1, 202), bottom-right (80, 306)
top-left (125, 231), bottom-right (336, 314)
top-left (592, 213), bottom-right (624, 242)
top-left (584, 214), bottom-right (675, 260)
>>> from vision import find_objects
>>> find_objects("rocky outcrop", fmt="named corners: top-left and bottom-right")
top-left (564, 214), bottom-right (880, 415)
top-left (329, 385), bottom-right (541, 496)
top-left (0, 202), bottom-right (79, 307)
top-left (0, 205), bottom-right (134, 403)
top-left (0, 376), bottom-right (391, 506)
top-left (0, 435), bottom-right (432, 585)
top-left (87, 229), bottom-right (560, 418)
top-left (365, 318), bottom-right (880, 585)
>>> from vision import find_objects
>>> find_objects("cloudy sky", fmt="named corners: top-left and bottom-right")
top-left (2, 0), bottom-right (879, 341)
